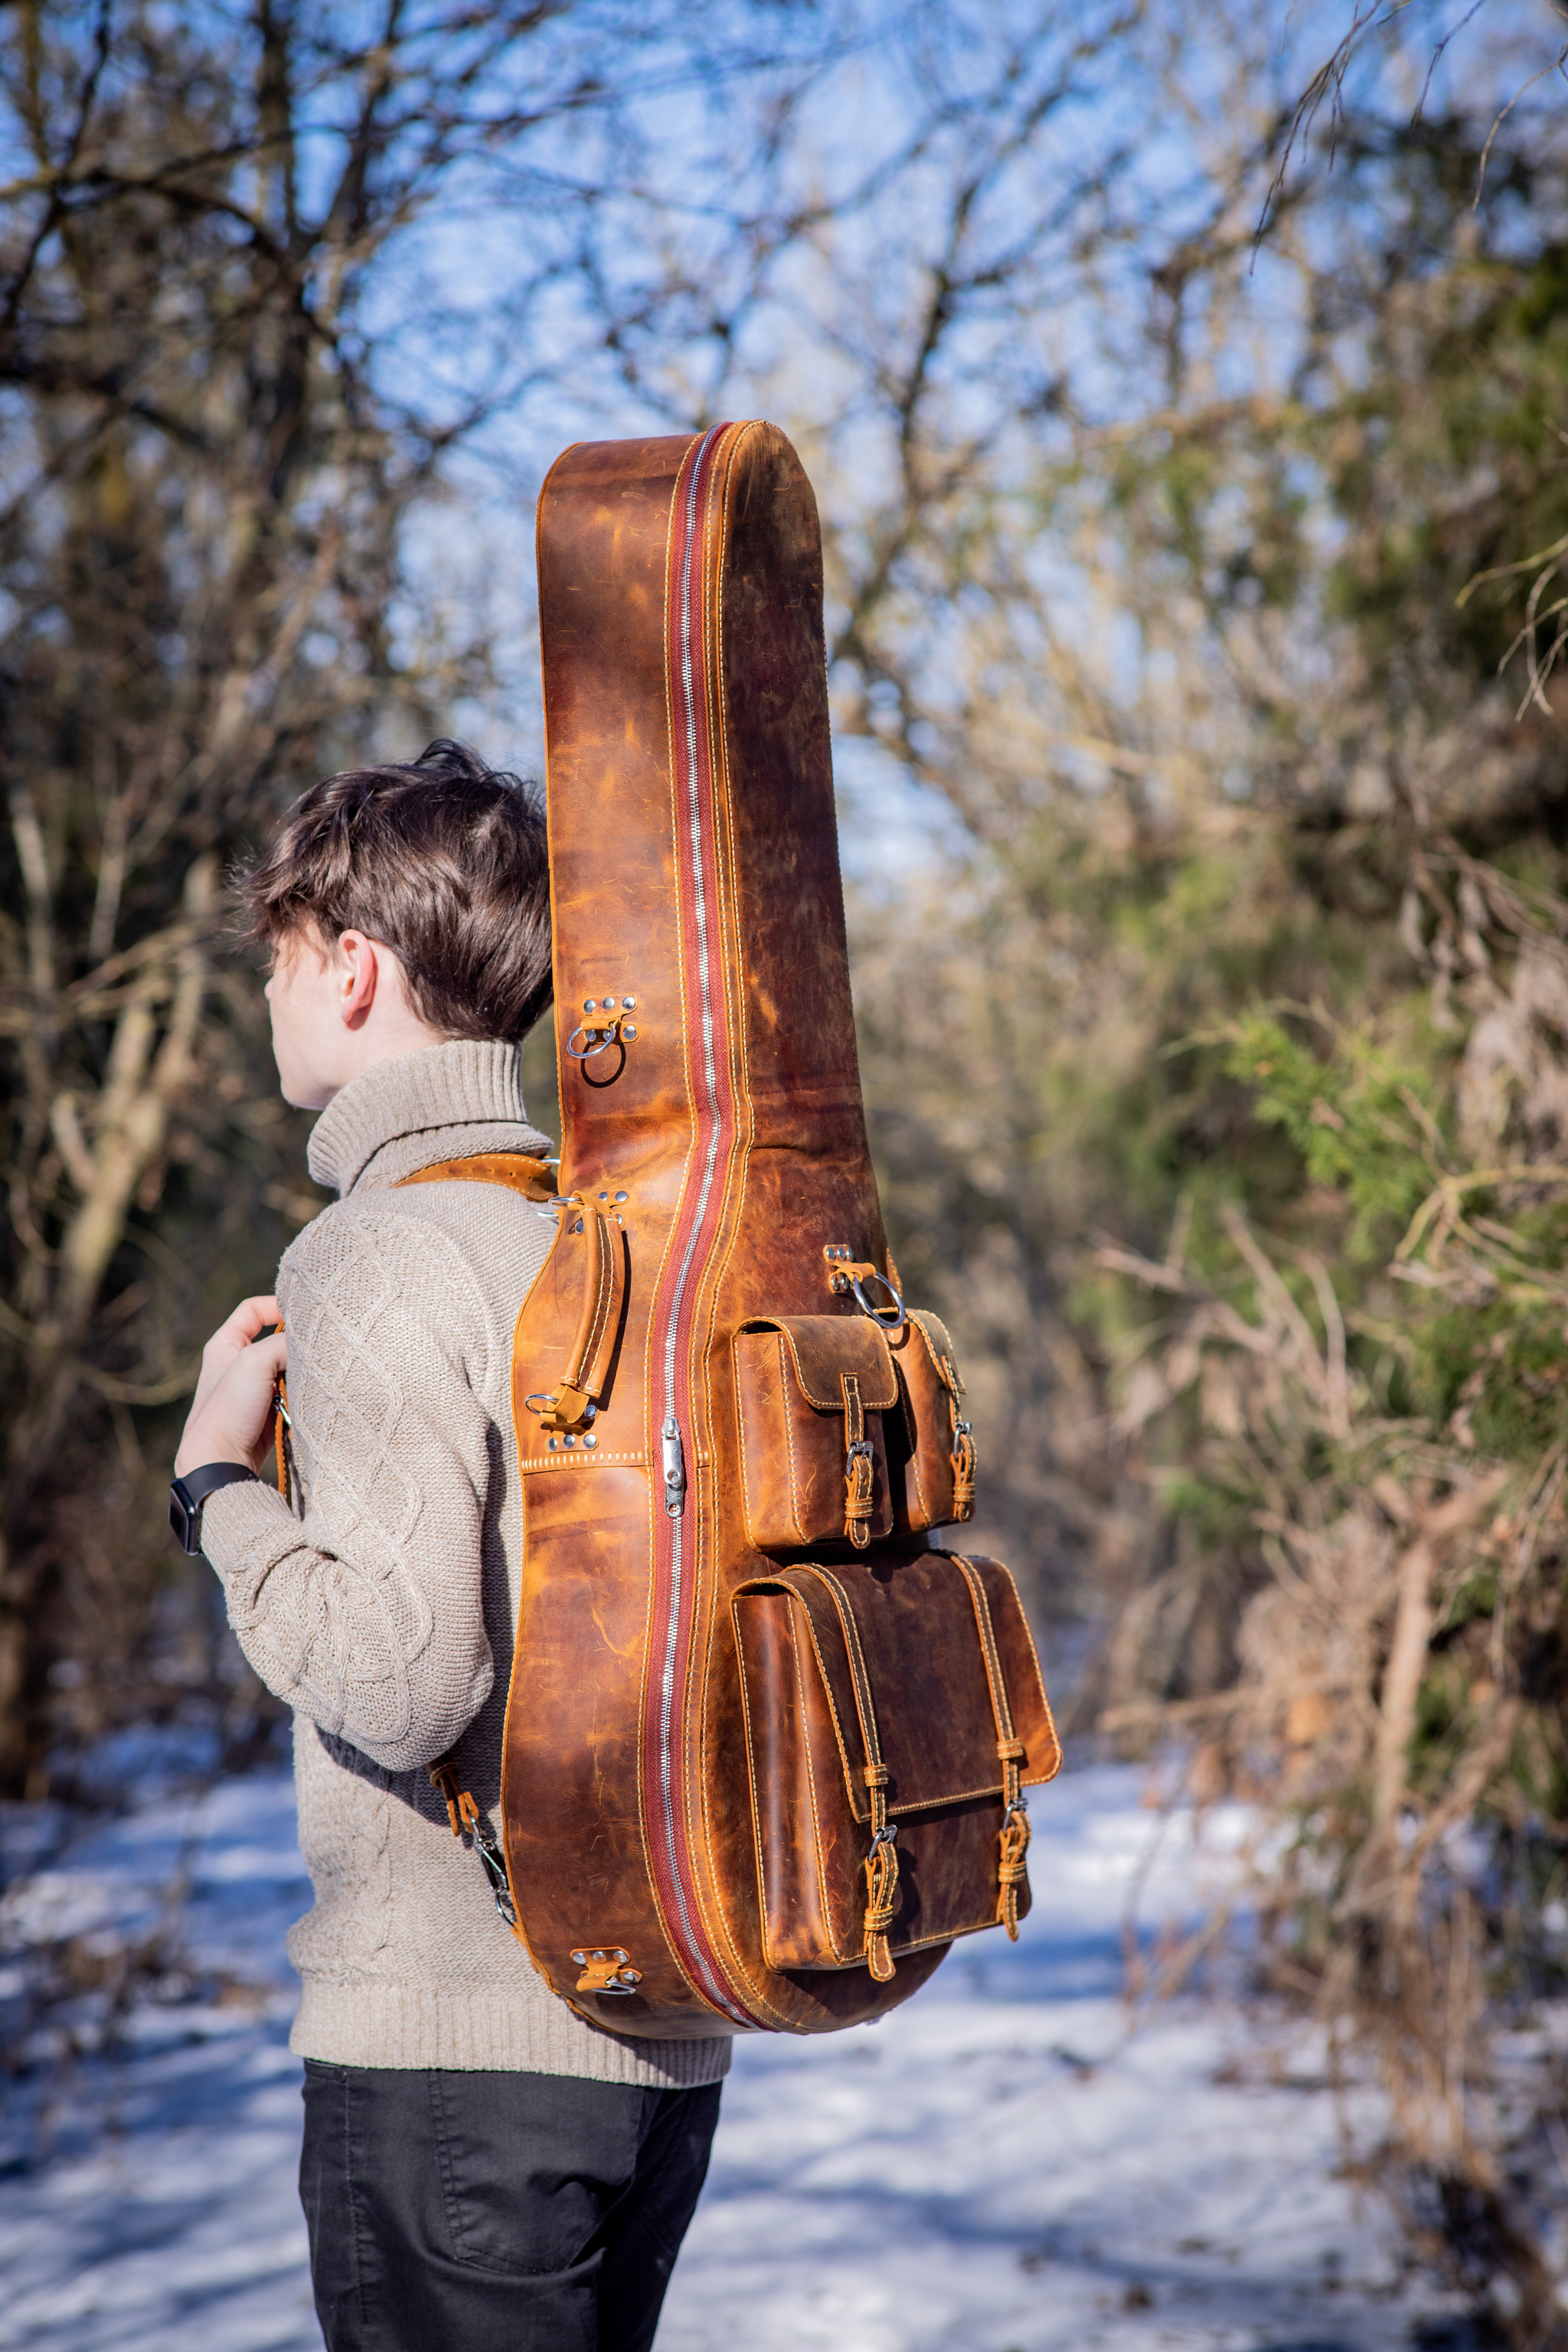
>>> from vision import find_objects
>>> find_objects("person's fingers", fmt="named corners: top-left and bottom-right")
top-left (177, 1330), bottom-right (289, 1477)
top-left (191, 1295), bottom-right (284, 1417)
top-left (200, 1295), bottom-right (282, 1366)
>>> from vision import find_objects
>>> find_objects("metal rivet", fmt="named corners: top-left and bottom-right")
top-left (614, 1190), bottom-right (629, 1203)
top-left (548, 1436), bottom-right (558, 1450)
top-left (603, 996), bottom-right (617, 1009)
top-left (622, 1024), bottom-right (637, 1040)
top-left (624, 995), bottom-right (637, 1008)
top-left (564, 1434), bottom-right (576, 1449)
top-left (599, 1191), bottom-right (609, 1201)
top-left (584, 1434), bottom-right (598, 1449)
top-left (583, 998), bottom-right (596, 1012)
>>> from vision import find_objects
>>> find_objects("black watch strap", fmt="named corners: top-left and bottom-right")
top-left (169, 1462), bottom-right (260, 1555)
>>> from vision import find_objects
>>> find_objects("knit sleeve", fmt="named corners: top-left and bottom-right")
top-left (197, 1202), bottom-right (498, 1773)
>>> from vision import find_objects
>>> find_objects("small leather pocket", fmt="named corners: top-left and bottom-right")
top-left (733, 1315), bottom-right (897, 1554)
top-left (887, 1309), bottom-right (976, 1533)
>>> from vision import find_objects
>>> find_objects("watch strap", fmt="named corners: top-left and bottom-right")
top-left (169, 1462), bottom-right (260, 1555)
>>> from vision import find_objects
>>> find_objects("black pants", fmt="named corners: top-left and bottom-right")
top-left (299, 2061), bottom-right (722, 2352)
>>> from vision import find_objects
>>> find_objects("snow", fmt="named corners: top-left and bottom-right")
top-left (0, 1761), bottom-right (1462, 2350)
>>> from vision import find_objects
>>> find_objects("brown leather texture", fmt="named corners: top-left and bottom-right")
top-left (733, 1319), bottom-right (896, 1553)
top-left (887, 1309), bottom-right (976, 1534)
top-left (500, 421), bottom-right (1059, 2040)
top-left (398, 1153), bottom-right (557, 1199)
top-left (732, 1553), bottom-right (1059, 1970)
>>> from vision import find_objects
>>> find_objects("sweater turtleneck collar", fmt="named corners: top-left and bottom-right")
top-left (305, 1038), bottom-right (553, 1197)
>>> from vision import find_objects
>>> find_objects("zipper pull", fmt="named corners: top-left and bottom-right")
top-left (662, 1416), bottom-right (687, 1517)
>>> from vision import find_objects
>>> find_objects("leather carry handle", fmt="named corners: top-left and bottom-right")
top-left (394, 1154), bottom-right (622, 1433)
top-left (526, 1195), bottom-right (626, 1433)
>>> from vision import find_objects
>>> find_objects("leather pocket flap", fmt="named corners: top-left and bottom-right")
top-left (735, 1553), bottom-right (1060, 1820)
top-left (737, 1315), bottom-right (897, 1413)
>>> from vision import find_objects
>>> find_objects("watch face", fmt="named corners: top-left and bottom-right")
top-left (168, 1484), bottom-right (199, 1555)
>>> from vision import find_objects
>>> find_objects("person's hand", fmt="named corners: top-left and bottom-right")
top-left (175, 1295), bottom-right (286, 1478)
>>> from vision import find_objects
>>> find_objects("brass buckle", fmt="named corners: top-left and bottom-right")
top-left (571, 1946), bottom-right (643, 1995)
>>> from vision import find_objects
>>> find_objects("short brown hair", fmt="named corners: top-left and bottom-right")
top-left (241, 740), bottom-right (552, 1043)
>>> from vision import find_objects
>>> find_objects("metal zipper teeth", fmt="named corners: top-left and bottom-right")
top-left (646, 425), bottom-right (757, 2030)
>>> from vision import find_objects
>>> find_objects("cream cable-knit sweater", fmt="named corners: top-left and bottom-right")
top-left (200, 1040), bottom-right (733, 2086)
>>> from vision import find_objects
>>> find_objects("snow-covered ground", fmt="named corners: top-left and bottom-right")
top-left (0, 1760), bottom-right (1463, 2351)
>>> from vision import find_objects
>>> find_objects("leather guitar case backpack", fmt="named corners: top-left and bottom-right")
top-left (441, 421), bottom-right (1060, 2038)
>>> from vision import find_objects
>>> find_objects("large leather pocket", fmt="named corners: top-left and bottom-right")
top-left (887, 1310), bottom-right (976, 1534)
top-left (733, 1316), bottom-right (897, 1553)
top-left (732, 1551), bottom-right (1060, 1978)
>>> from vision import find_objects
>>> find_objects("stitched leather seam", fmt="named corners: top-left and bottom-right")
top-left (779, 1332), bottom-right (808, 1544)
top-left (976, 1557), bottom-right (1063, 1782)
top-left (520, 1452), bottom-right (648, 1472)
top-left (642, 419), bottom-right (772, 2030)
top-left (631, 421), bottom-right (742, 2022)
top-left (397, 1153), bottom-right (555, 1198)
top-left (897, 1364), bottom-right (929, 1523)
top-left (734, 1351), bottom-right (766, 1550)
top-left (800, 1922), bottom-right (986, 1969)
top-left (730, 1592), bottom-right (775, 1972)
top-left (808, 1565), bottom-right (888, 1822)
top-left (775, 1321), bottom-right (898, 1413)
top-left (782, 1596), bottom-right (848, 1964)
top-left (577, 1215), bottom-right (610, 1380)
top-left (627, 449), bottom-right (702, 2013)
top-left (688, 424), bottom-right (770, 2017)
top-left (635, 446), bottom-right (700, 2002)
top-left (565, 1208), bottom-right (617, 1396)
top-left (951, 1553), bottom-right (1018, 1755)
top-left (780, 1577), bottom-right (868, 1821)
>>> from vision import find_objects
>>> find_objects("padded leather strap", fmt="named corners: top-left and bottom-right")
top-left (394, 1155), bottom-right (623, 1435)
top-left (398, 1152), bottom-right (557, 1200)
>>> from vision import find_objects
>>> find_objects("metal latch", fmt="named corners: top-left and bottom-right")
top-left (572, 1946), bottom-right (643, 1995)
top-left (662, 1416), bottom-right (687, 1517)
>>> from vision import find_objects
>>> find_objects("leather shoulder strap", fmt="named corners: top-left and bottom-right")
top-left (396, 1152), bottom-right (556, 1202)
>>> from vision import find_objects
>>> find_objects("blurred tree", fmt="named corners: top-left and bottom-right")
top-left (797, 6), bottom-right (1568, 2333)
top-left (0, 0), bottom-right (838, 1795)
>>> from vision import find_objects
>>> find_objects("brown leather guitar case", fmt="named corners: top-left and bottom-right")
top-left (500, 421), bottom-right (1060, 2039)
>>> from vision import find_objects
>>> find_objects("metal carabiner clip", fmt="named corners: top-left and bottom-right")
top-left (849, 1268), bottom-right (907, 1332)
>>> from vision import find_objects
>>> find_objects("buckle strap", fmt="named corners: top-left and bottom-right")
top-left (950, 1557), bottom-right (1032, 1940)
top-left (427, 1755), bottom-right (520, 1932)
top-left (808, 1568), bottom-right (900, 1980)
top-left (841, 1371), bottom-right (875, 1549)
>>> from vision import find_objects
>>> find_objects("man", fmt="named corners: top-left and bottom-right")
top-left (171, 740), bottom-right (730, 2352)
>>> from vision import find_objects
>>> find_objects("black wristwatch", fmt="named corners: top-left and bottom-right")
top-left (169, 1462), bottom-right (260, 1555)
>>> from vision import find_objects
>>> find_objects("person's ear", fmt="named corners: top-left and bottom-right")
top-left (336, 930), bottom-right (380, 1031)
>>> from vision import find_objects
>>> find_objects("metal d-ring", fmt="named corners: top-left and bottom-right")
top-left (565, 1021), bottom-right (619, 1062)
top-left (849, 1269), bottom-right (906, 1332)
